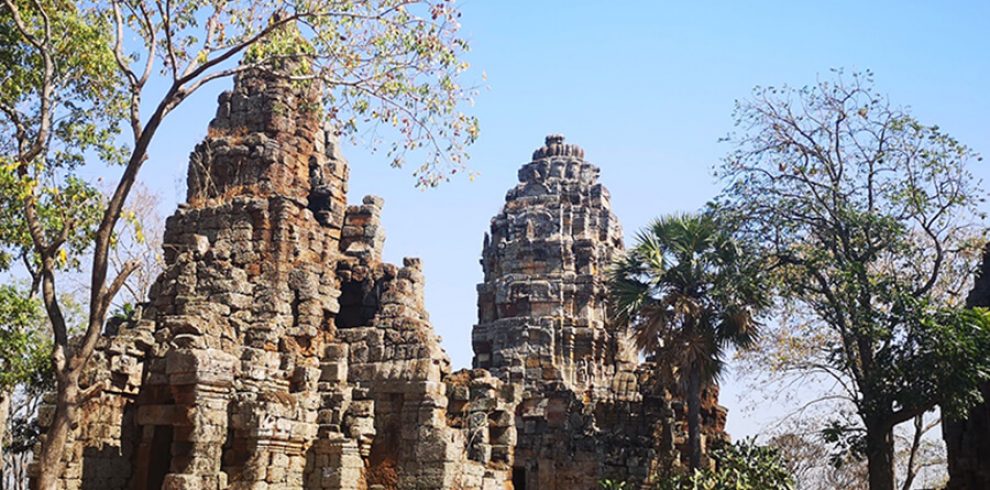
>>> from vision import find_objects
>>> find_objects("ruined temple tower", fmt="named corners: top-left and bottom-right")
top-left (473, 136), bottom-right (674, 489)
top-left (32, 55), bottom-right (729, 489)
top-left (33, 57), bottom-right (515, 490)
top-left (127, 60), bottom-right (347, 490)
top-left (473, 134), bottom-right (638, 396)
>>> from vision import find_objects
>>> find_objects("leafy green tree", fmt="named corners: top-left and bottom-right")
top-left (657, 439), bottom-right (796, 490)
top-left (717, 70), bottom-right (990, 490)
top-left (0, 1), bottom-right (478, 487)
top-left (0, 285), bottom-right (51, 487)
top-left (609, 213), bottom-right (768, 469)
top-left (0, 286), bottom-right (49, 395)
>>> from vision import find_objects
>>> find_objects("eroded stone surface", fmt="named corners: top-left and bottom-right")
top-left (33, 60), bottom-right (508, 490)
top-left (33, 67), bottom-right (727, 489)
top-left (472, 135), bottom-right (727, 488)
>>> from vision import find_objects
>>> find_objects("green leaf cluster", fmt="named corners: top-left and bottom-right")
top-left (0, 0), bottom-right (128, 165)
top-left (657, 439), bottom-right (796, 490)
top-left (875, 303), bottom-right (990, 421)
top-left (609, 212), bottom-right (769, 385)
top-left (0, 285), bottom-right (52, 394)
top-left (243, 21), bottom-right (315, 75)
top-left (0, 0), bottom-right (125, 275)
top-left (599, 480), bottom-right (630, 490)
top-left (0, 167), bottom-right (104, 272)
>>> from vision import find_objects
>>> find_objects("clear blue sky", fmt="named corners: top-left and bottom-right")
top-left (134, 1), bottom-right (990, 437)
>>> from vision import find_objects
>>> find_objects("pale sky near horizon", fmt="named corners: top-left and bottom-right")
top-left (120, 1), bottom-right (990, 439)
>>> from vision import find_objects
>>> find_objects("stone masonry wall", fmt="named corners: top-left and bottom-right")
top-left (33, 61), bottom-right (729, 490)
top-left (32, 313), bottom-right (155, 490)
top-left (472, 135), bottom-right (728, 489)
top-left (33, 56), bottom-right (510, 490)
top-left (473, 134), bottom-right (636, 396)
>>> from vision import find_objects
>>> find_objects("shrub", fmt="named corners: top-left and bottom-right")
top-left (657, 438), bottom-right (795, 490)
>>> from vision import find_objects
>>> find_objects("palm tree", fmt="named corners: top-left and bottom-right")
top-left (608, 212), bottom-right (767, 469)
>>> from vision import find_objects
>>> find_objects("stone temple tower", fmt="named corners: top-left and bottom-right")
top-left (473, 134), bottom-right (637, 397)
top-left (31, 63), bottom-right (728, 486)
top-left (32, 53), bottom-right (517, 490)
top-left (472, 136), bottom-right (683, 489)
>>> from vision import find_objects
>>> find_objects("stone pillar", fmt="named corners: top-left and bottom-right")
top-left (162, 348), bottom-right (236, 490)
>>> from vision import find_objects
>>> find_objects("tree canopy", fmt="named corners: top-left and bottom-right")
top-left (717, 70), bottom-right (990, 490)
top-left (0, 285), bottom-right (50, 393)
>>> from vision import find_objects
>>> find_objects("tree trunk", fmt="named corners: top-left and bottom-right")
top-left (34, 375), bottom-right (77, 490)
top-left (1, 391), bottom-right (9, 490)
top-left (865, 418), bottom-right (895, 490)
top-left (686, 366), bottom-right (702, 470)
top-left (901, 415), bottom-right (924, 490)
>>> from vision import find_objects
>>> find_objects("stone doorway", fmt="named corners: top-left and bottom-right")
top-left (144, 425), bottom-right (173, 490)
top-left (512, 467), bottom-right (526, 490)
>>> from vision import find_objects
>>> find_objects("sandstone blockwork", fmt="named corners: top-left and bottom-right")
top-left (31, 65), bottom-right (727, 489)
top-left (472, 134), bottom-right (726, 489)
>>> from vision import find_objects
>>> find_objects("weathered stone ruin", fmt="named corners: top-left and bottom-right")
top-left (943, 245), bottom-right (990, 489)
top-left (31, 61), bottom-right (728, 489)
top-left (473, 135), bottom-right (727, 488)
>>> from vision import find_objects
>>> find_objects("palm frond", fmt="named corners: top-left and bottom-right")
top-left (607, 210), bottom-right (770, 389)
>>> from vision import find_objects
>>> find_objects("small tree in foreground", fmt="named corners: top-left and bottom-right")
top-left (657, 438), bottom-right (796, 490)
top-left (609, 213), bottom-right (768, 469)
top-left (0, 1), bottom-right (478, 488)
top-left (717, 70), bottom-right (990, 490)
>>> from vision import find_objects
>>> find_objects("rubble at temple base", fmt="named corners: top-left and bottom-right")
top-left (30, 61), bottom-right (728, 490)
